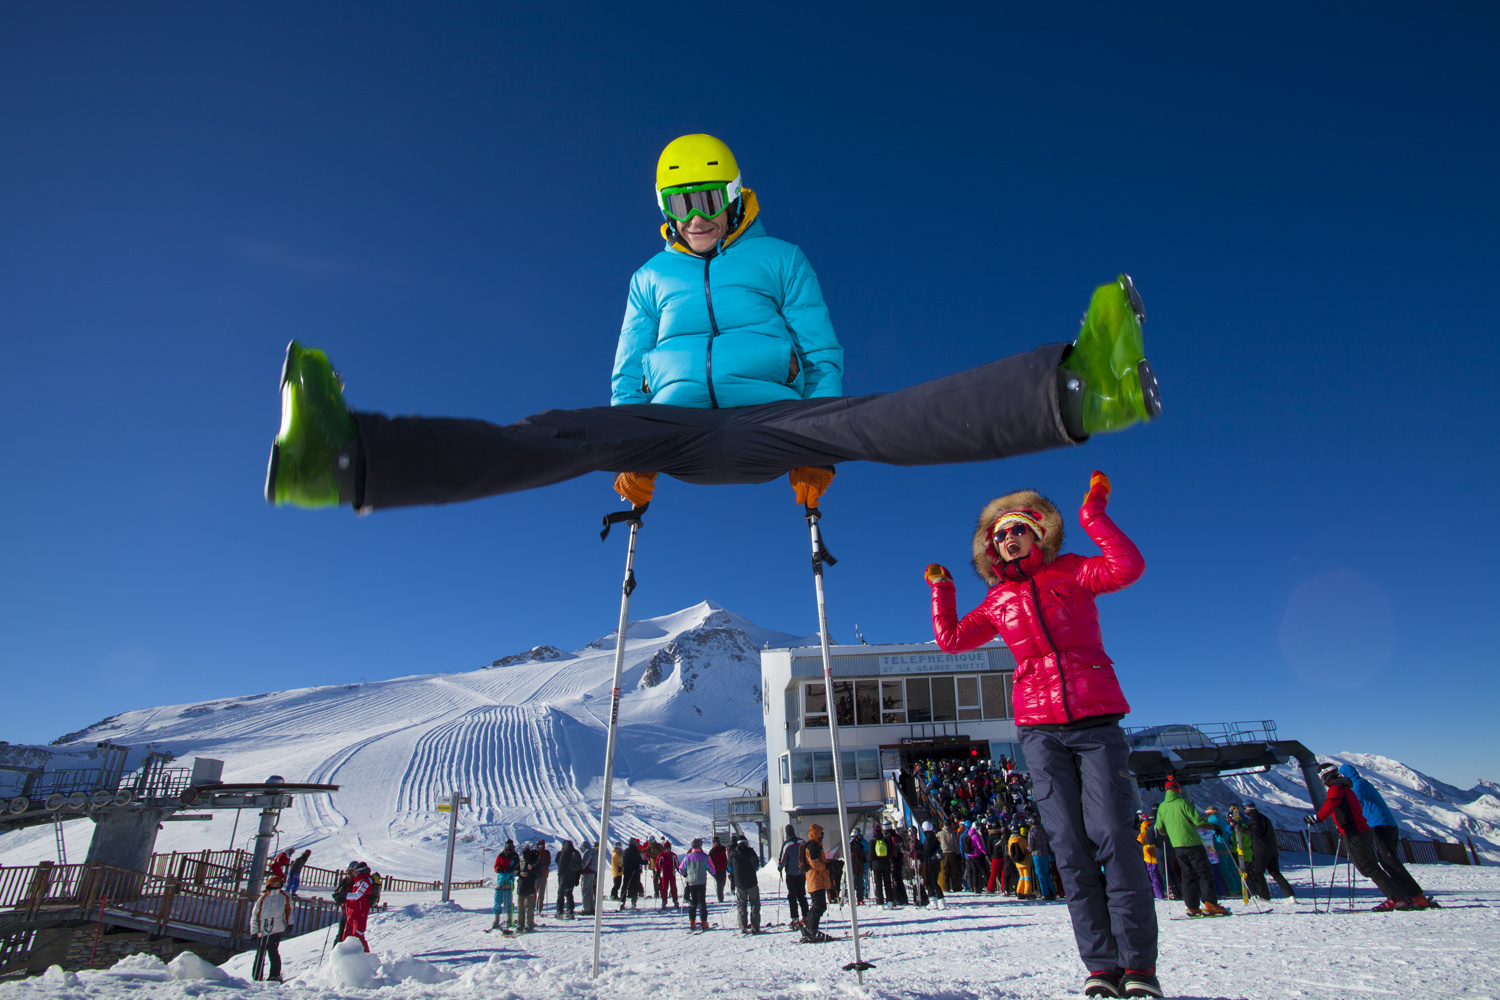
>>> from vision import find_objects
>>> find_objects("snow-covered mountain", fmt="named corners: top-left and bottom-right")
top-left (0, 602), bottom-right (812, 878)
top-left (4, 600), bottom-right (1496, 876)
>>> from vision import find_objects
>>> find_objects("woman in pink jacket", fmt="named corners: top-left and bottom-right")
top-left (926, 471), bottom-right (1160, 1000)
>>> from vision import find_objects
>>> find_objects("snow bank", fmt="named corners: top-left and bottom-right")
top-left (102, 954), bottom-right (170, 980)
top-left (296, 938), bottom-right (454, 988)
top-left (167, 951), bottom-right (229, 981)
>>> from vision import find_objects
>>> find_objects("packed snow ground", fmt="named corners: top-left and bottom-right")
top-left (4, 859), bottom-right (1498, 999)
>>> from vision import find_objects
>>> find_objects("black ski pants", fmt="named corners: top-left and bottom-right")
top-left (354, 345), bottom-right (1074, 510)
top-left (785, 873), bottom-right (809, 923)
top-left (1372, 825), bottom-right (1424, 900)
top-left (806, 888), bottom-right (828, 934)
top-left (924, 859), bottom-right (944, 900)
top-left (873, 867), bottom-right (894, 906)
top-left (1175, 845), bottom-right (1218, 910)
top-left (1020, 722), bottom-right (1159, 974)
top-left (1344, 831), bottom-right (1407, 902)
top-left (685, 884), bottom-right (708, 924)
top-left (1245, 848), bottom-right (1295, 901)
top-left (252, 933), bottom-right (282, 981)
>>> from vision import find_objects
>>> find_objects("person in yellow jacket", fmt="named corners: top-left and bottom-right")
top-left (1007, 826), bottom-right (1034, 899)
top-left (800, 824), bottom-right (834, 942)
top-left (610, 842), bottom-right (624, 901)
top-left (1138, 811), bottom-right (1166, 899)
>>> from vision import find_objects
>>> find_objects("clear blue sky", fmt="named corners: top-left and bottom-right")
top-left (3, 4), bottom-right (1496, 787)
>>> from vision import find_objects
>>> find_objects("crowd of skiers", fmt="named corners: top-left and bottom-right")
top-left (1134, 765), bottom-right (1435, 917)
top-left (486, 832), bottom-right (765, 937)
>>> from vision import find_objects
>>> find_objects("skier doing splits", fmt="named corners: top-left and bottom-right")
top-left (926, 472), bottom-right (1161, 999)
top-left (264, 135), bottom-right (1160, 514)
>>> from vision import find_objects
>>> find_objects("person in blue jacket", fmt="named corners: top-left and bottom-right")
top-left (1338, 763), bottom-right (1431, 906)
top-left (264, 136), bottom-right (1162, 515)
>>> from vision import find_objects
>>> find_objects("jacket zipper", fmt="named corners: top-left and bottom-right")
top-left (1028, 578), bottom-right (1073, 722)
top-left (703, 254), bottom-right (722, 409)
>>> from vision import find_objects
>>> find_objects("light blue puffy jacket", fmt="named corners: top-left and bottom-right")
top-left (611, 191), bottom-right (844, 408)
top-left (1339, 764), bottom-right (1398, 829)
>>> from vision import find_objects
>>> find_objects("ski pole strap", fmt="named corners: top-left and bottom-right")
top-left (804, 505), bottom-right (837, 568)
top-left (600, 503), bottom-right (649, 541)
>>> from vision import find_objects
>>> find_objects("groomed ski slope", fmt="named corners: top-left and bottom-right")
top-left (0, 603), bottom-right (810, 877)
top-left (4, 860), bottom-right (1498, 1000)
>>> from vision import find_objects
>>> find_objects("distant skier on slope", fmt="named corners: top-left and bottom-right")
top-left (263, 133), bottom-right (1160, 515)
top-left (926, 471), bottom-right (1163, 998)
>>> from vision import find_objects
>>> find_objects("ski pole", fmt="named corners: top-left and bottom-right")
top-left (591, 502), bottom-right (647, 980)
top-left (1326, 833), bottom-right (1342, 912)
top-left (803, 506), bottom-right (874, 981)
top-left (1305, 828), bottom-right (1317, 913)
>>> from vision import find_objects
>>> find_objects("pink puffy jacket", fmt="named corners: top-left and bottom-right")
top-left (930, 487), bottom-right (1143, 726)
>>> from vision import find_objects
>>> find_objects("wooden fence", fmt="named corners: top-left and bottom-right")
top-left (147, 850), bottom-right (486, 894)
top-left (0, 860), bottom-right (339, 946)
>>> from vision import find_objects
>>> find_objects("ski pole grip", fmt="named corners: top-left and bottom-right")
top-left (805, 505), bottom-right (838, 567)
top-left (600, 503), bottom-right (649, 541)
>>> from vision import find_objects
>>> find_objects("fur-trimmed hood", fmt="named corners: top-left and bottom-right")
top-left (971, 490), bottom-right (1065, 585)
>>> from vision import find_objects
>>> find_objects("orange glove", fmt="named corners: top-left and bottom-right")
top-left (925, 563), bottom-right (953, 585)
top-left (613, 471), bottom-right (657, 505)
top-left (1085, 469), bottom-right (1111, 505)
top-left (789, 466), bottom-right (836, 507)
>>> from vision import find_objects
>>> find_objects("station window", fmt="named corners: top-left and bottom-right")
top-left (804, 684), bottom-right (828, 728)
top-left (956, 676), bottom-right (982, 721)
top-left (802, 673), bottom-right (1012, 726)
top-left (855, 679), bottom-right (880, 726)
top-left (880, 680), bottom-right (906, 724)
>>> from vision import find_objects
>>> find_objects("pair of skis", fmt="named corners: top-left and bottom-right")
top-left (587, 501), bottom-right (873, 983)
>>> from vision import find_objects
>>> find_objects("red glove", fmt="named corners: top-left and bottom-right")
top-left (790, 466), bottom-right (836, 507)
top-left (1085, 470), bottom-right (1111, 506)
top-left (613, 471), bottom-right (657, 505)
top-left (925, 563), bottom-right (953, 585)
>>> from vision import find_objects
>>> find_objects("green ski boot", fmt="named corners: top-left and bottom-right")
top-left (264, 341), bottom-right (359, 508)
top-left (1059, 274), bottom-right (1162, 435)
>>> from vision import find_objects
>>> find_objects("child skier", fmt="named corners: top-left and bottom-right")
top-left (926, 471), bottom-right (1161, 999)
top-left (266, 141), bottom-right (1160, 515)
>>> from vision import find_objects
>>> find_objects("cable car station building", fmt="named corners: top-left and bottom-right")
top-left (761, 640), bottom-right (1022, 838)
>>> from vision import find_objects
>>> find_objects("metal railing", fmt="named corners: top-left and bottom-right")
top-left (1272, 828), bottom-right (1474, 865)
top-left (1124, 720), bottom-right (1279, 749)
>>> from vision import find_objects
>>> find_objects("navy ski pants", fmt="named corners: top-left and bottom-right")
top-left (1020, 722), bottom-right (1158, 974)
top-left (355, 345), bottom-right (1074, 510)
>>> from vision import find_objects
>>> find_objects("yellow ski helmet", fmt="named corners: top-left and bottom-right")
top-left (655, 134), bottom-right (742, 222)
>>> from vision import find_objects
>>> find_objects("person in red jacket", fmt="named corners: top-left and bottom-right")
top-left (653, 841), bottom-right (680, 910)
top-left (1308, 762), bottom-right (1415, 910)
top-left (339, 861), bottom-right (374, 952)
top-left (708, 837), bottom-right (730, 903)
top-left (927, 471), bottom-right (1160, 1000)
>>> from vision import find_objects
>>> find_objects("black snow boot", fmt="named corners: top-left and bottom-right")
top-left (1083, 970), bottom-right (1122, 997)
top-left (1120, 970), bottom-right (1164, 998)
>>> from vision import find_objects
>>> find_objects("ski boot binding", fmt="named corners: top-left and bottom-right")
top-left (264, 340), bottom-right (359, 509)
top-left (1059, 273), bottom-right (1162, 436)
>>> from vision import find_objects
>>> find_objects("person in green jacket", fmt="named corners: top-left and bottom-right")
top-left (1154, 777), bottom-right (1229, 917)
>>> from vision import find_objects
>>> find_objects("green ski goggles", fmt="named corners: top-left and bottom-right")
top-left (658, 174), bottom-right (742, 223)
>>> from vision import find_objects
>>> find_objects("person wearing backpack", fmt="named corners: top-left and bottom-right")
top-left (870, 828), bottom-right (895, 908)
